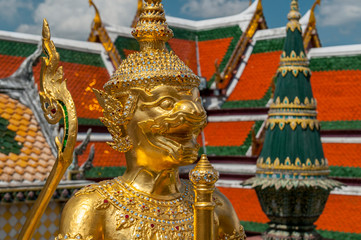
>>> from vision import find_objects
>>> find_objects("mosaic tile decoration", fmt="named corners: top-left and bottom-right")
top-left (0, 202), bottom-right (62, 240)
top-left (0, 94), bottom-right (55, 182)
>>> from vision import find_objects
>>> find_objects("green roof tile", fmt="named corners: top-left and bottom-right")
top-left (0, 39), bottom-right (104, 67)
top-left (252, 37), bottom-right (285, 54)
top-left (57, 48), bottom-right (105, 67)
top-left (240, 221), bottom-right (361, 240)
top-left (0, 39), bottom-right (37, 57)
top-left (114, 36), bottom-right (140, 59)
top-left (321, 120), bottom-right (361, 130)
top-left (310, 55), bottom-right (361, 71)
top-left (329, 166), bottom-right (361, 178)
top-left (84, 166), bottom-right (126, 179)
top-left (222, 87), bottom-right (272, 109)
top-left (0, 117), bottom-right (22, 155)
top-left (78, 118), bottom-right (103, 126)
top-left (169, 25), bottom-right (242, 41)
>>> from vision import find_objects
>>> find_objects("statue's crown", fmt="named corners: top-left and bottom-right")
top-left (104, 0), bottom-right (199, 97)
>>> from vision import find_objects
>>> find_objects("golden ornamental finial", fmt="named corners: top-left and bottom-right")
top-left (131, 0), bottom-right (144, 28)
top-left (287, 0), bottom-right (302, 31)
top-left (89, 0), bottom-right (101, 29)
top-left (311, 0), bottom-right (321, 12)
top-left (131, 0), bottom-right (173, 51)
top-left (18, 19), bottom-right (78, 240)
top-left (288, 0), bottom-right (301, 21)
top-left (189, 154), bottom-right (219, 240)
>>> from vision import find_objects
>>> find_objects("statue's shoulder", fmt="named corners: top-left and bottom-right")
top-left (214, 188), bottom-right (246, 240)
top-left (74, 180), bottom-right (108, 198)
top-left (70, 179), bottom-right (122, 210)
top-left (58, 180), bottom-right (116, 240)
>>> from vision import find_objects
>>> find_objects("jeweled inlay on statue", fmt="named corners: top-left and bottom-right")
top-left (55, 0), bottom-right (245, 239)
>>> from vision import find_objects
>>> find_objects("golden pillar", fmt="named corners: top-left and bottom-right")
top-left (189, 154), bottom-right (219, 240)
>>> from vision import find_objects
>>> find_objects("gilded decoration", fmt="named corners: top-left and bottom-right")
top-left (75, 179), bottom-right (196, 239)
top-left (55, 234), bottom-right (93, 240)
top-left (244, 1), bottom-right (342, 238)
top-left (54, 0), bottom-right (244, 239)
top-left (189, 155), bottom-right (220, 240)
top-left (18, 19), bottom-right (78, 240)
top-left (272, 96), bottom-right (316, 108)
top-left (266, 118), bottom-right (319, 131)
top-left (256, 157), bottom-right (329, 173)
top-left (104, 49), bottom-right (200, 95)
top-left (266, 96), bottom-right (319, 130)
top-left (278, 51), bottom-right (311, 77)
top-left (286, 0), bottom-right (302, 32)
top-left (219, 226), bottom-right (246, 240)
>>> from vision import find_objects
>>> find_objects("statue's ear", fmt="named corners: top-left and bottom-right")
top-left (92, 88), bottom-right (106, 108)
top-left (92, 88), bottom-right (138, 153)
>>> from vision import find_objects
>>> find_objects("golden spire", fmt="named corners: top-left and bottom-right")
top-left (288, 0), bottom-right (301, 21)
top-left (287, 0), bottom-right (302, 31)
top-left (89, 0), bottom-right (101, 31)
top-left (131, 0), bottom-right (143, 28)
top-left (303, 0), bottom-right (321, 50)
top-left (103, 0), bottom-right (199, 97)
top-left (88, 0), bottom-right (122, 69)
top-left (189, 154), bottom-right (219, 240)
top-left (131, 0), bottom-right (173, 51)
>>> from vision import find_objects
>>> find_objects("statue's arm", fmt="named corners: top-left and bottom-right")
top-left (214, 189), bottom-right (246, 240)
top-left (55, 192), bottom-right (104, 240)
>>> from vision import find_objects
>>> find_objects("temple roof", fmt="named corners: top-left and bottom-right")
top-left (0, 2), bottom-right (360, 237)
top-left (0, 94), bottom-right (55, 182)
top-left (165, 0), bottom-right (259, 32)
top-left (223, 37), bottom-right (361, 129)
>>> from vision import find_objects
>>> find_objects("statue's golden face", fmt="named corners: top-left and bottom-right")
top-left (127, 85), bottom-right (206, 170)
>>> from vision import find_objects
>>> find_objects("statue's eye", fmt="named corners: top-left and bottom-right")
top-left (159, 98), bottom-right (175, 110)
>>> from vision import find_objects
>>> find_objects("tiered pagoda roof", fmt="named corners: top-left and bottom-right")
top-left (0, 0), bottom-right (360, 238)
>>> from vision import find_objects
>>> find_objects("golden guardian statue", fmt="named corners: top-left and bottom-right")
top-left (19, 0), bottom-right (246, 239)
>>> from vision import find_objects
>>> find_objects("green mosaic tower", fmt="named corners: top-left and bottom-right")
top-left (244, 0), bottom-right (341, 239)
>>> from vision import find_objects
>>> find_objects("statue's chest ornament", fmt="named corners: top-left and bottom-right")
top-left (93, 178), bottom-right (195, 239)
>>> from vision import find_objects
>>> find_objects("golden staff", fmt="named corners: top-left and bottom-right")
top-left (18, 19), bottom-right (78, 240)
top-left (189, 154), bottom-right (219, 240)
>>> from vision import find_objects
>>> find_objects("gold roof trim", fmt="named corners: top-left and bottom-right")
top-left (303, 0), bottom-right (322, 51)
top-left (88, 0), bottom-right (122, 69)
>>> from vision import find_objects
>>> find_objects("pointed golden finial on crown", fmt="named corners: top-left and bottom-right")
top-left (288, 0), bottom-right (301, 21)
top-left (103, 0), bottom-right (199, 97)
top-left (95, 0), bottom-right (200, 153)
top-left (131, 0), bottom-right (173, 51)
top-left (287, 0), bottom-right (302, 31)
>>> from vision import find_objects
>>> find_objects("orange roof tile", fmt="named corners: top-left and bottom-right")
top-left (198, 38), bottom-right (233, 80)
top-left (323, 143), bottom-right (361, 168)
top-left (33, 61), bottom-right (110, 119)
top-left (123, 49), bottom-right (138, 57)
top-left (228, 51), bottom-right (281, 101)
top-left (168, 38), bottom-right (198, 74)
top-left (312, 70), bottom-right (361, 121)
top-left (316, 194), bottom-right (361, 233)
top-left (77, 141), bottom-right (126, 167)
top-left (203, 121), bottom-right (254, 146)
top-left (0, 94), bottom-right (55, 182)
top-left (0, 55), bottom-right (25, 78)
top-left (218, 187), bottom-right (269, 223)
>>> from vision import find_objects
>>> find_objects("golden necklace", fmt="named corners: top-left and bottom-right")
top-left (84, 178), bottom-right (195, 239)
